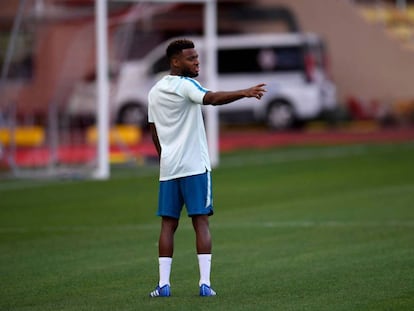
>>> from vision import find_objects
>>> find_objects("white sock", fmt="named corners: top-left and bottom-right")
top-left (158, 257), bottom-right (172, 287)
top-left (197, 254), bottom-right (212, 287)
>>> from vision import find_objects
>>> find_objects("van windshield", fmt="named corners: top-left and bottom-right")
top-left (218, 46), bottom-right (305, 74)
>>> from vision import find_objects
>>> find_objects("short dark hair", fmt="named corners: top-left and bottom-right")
top-left (166, 39), bottom-right (195, 60)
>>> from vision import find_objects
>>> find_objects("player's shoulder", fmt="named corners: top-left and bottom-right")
top-left (149, 75), bottom-right (168, 93)
top-left (180, 76), bottom-right (208, 92)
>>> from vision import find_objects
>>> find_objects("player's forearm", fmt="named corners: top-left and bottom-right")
top-left (203, 84), bottom-right (266, 106)
top-left (203, 90), bottom-right (246, 106)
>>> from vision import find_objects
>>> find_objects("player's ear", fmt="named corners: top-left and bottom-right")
top-left (171, 56), bottom-right (180, 68)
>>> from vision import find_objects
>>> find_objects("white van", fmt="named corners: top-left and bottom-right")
top-left (67, 33), bottom-right (337, 129)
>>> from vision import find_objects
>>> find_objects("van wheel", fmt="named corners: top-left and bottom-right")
top-left (117, 104), bottom-right (147, 128)
top-left (266, 101), bottom-right (295, 130)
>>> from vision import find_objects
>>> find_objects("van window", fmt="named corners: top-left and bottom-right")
top-left (306, 41), bottom-right (325, 68)
top-left (218, 46), bottom-right (305, 74)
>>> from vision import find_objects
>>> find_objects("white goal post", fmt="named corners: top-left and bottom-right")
top-left (94, 0), bottom-right (219, 180)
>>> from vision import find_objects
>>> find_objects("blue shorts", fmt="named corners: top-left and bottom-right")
top-left (158, 171), bottom-right (214, 219)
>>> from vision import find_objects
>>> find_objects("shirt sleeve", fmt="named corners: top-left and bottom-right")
top-left (148, 106), bottom-right (153, 123)
top-left (182, 77), bottom-right (209, 105)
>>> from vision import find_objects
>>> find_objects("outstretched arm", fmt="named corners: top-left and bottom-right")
top-left (149, 122), bottom-right (161, 158)
top-left (203, 83), bottom-right (266, 106)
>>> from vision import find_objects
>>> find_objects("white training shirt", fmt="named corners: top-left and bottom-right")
top-left (148, 75), bottom-right (211, 181)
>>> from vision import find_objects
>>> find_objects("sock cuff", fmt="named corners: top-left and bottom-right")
top-left (197, 254), bottom-right (212, 260)
top-left (159, 257), bottom-right (172, 263)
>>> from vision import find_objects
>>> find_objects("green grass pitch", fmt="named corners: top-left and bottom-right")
top-left (1, 143), bottom-right (413, 310)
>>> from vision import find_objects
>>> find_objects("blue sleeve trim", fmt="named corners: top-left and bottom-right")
top-left (182, 77), bottom-right (209, 93)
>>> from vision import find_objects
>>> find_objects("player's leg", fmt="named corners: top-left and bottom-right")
top-left (150, 217), bottom-right (177, 297)
top-left (182, 172), bottom-right (216, 296)
top-left (157, 178), bottom-right (183, 258)
top-left (192, 215), bottom-right (216, 296)
top-left (182, 171), bottom-right (213, 255)
top-left (150, 179), bottom-right (183, 297)
top-left (150, 216), bottom-right (178, 297)
top-left (159, 216), bottom-right (179, 257)
top-left (192, 215), bottom-right (211, 254)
